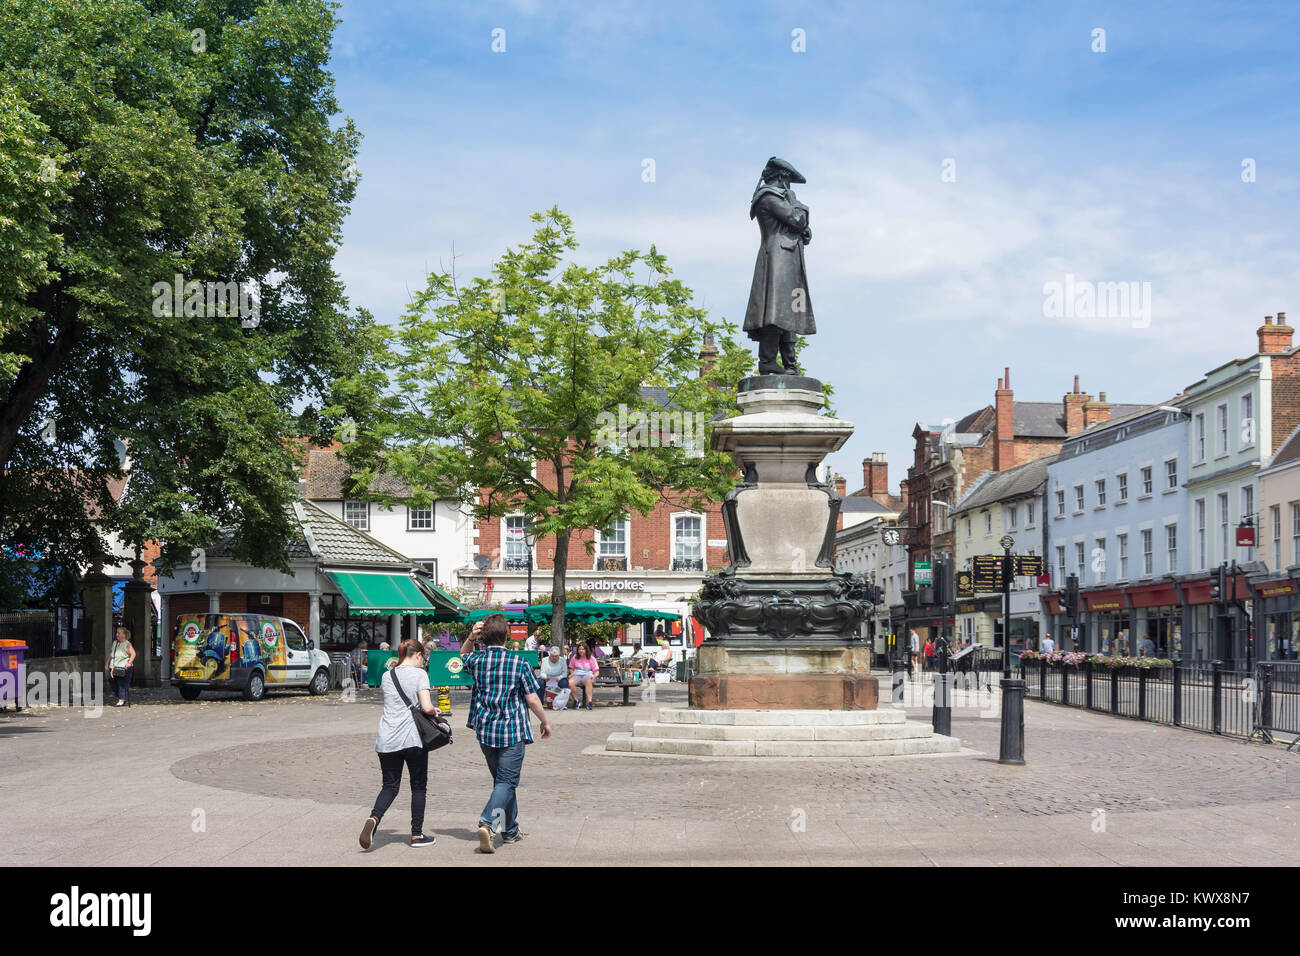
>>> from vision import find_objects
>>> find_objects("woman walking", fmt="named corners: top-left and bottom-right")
top-left (106, 625), bottom-right (136, 707)
top-left (361, 638), bottom-right (440, 849)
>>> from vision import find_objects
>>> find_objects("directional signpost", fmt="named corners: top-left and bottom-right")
top-left (997, 535), bottom-right (1026, 765)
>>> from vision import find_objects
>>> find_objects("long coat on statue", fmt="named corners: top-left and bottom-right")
top-left (743, 183), bottom-right (816, 340)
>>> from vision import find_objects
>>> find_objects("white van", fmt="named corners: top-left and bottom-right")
top-left (172, 613), bottom-right (333, 701)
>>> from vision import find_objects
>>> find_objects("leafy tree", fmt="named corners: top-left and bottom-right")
top-left (0, 0), bottom-right (371, 596)
top-left (337, 209), bottom-right (751, 646)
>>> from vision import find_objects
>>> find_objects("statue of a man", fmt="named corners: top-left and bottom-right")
top-left (743, 157), bottom-right (815, 375)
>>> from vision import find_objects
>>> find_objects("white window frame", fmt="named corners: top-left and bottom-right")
top-left (343, 500), bottom-right (370, 531)
top-left (1195, 498), bottom-right (1206, 571)
top-left (1215, 403), bottom-right (1228, 457)
top-left (1165, 458), bottom-right (1178, 491)
top-left (1141, 466), bottom-right (1153, 496)
top-left (1272, 504), bottom-right (1282, 570)
top-left (1239, 393), bottom-right (1254, 451)
top-left (1141, 528), bottom-right (1153, 577)
top-left (1074, 485), bottom-right (1085, 512)
top-left (595, 518), bottom-right (629, 568)
top-left (1118, 533), bottom-right (1128, 581)
top-left (671, 512), bottom-right (704, 570)
top-left (1095, 478), bottom-right (1106, 507)
top-left (407, 504), bottom-right (434, 531)
top-left (503, 514), bottom-right (533, 568)
top-left (1218, 492), bottom-right (1230, 565)
top-left (1055, 489), bottom-right (1065, 516)
top-left (1166, 523), bottom-right (1178, 574)
top-left (1194, 412), bottom-right (1206, 463)
top-left (1117, 472), bottom-right (1128, 502)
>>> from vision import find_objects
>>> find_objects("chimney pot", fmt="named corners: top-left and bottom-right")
top-left (1004, 366), bottom-right (1010, 388)
top-left (1073, 374), bottom-right (1080, 394)
top-left (1099, 391), bottom-right (1107, 402)
top-left (1279, 311), bottom-right (1288, 325)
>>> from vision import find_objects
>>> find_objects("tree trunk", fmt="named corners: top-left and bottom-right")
top-left (551, 528), bottom-right (569, 648)
top-left (0, 295), bottom-right (82, 470)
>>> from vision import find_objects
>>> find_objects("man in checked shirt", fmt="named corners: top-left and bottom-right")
top-left (460, 614), bottom-right (552, 853)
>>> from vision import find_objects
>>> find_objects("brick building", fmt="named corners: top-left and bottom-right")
top-left (899, 368), bottom-right (1144, 638)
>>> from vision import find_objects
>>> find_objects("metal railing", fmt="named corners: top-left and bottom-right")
top-left (1019, 658), bottom-right (1286, 740)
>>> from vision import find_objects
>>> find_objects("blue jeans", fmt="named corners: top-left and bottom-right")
top-left (478, 741), bottom-right (526, 838)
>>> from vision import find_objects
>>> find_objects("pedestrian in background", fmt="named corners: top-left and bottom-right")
top-left (459, 613), bottom-right (551, 854)
top-left (361, 638), bottom-right (440, 850)
top-left (106, 625), bottom-right (136, 707)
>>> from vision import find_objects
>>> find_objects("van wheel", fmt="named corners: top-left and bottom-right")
top-left (244, 671), bottom-right (266, 702)
top-left (179, 686), bottom-right (201, 701)
top-left (309, 668), bottom-right (329, 696)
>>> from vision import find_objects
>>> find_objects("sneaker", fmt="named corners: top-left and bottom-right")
top-left (359, 816), bottom-right (378, 850)
top-left (476, 824), bottom-right (495, 854)
top-left (410, 833), bottom-right (436, 847)
top-left (585, 701), bottom-right (593, 710)
top-left (502, 831), bottom-right (524, 845)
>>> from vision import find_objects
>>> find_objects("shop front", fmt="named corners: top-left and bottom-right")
top-left (456, 567), bottom-right (700, 662)
top-left (1253, 576), bottom-right (1300, 661)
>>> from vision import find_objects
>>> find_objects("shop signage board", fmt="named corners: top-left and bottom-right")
top-left (1014, 555), bottom-right (1045, 578)
top-left (914, 561), bottom-right (932, 586)
top-left (972, 555), bottom-right (1004, 591)
top-left (956, 570), bottom-right (975, 597)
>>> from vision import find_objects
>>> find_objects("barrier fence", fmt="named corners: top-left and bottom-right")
top-left (1018, 657), bottom-right (1300, 743)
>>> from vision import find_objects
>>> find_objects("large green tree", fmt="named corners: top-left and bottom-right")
top-left (0, 0), bottom-right (371, 599)
top-left (336, 209), bottom-right (751, 645)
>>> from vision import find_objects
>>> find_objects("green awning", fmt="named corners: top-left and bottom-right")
top-left (414, 579), bottom-right (471, 621)
top-left (326, 570), bottom-right (435, 616)
top-left (523, 602), bottom-right (682, 624)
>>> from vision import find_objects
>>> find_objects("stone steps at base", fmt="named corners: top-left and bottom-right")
top-left (656, 707), bottom-right (906, 726)
top-left (604, 730), bottom-right (962, 758)
top-left (631, 720), bottom-right (934, 742)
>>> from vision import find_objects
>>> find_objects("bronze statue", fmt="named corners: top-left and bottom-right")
top-left (743, 157), bottom-right (815, 375)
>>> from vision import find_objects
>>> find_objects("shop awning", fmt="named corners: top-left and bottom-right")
top-left (326, 570), bottom-right (436, 616)
top-left (415, 579), bottom-right (471, 621)
top-left (523, 602), bottom-right (681, 624)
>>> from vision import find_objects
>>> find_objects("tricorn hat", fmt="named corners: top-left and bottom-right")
top-left (761, 156), bottom-right (805, 184)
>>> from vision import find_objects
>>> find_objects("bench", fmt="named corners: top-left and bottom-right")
top-left (594, 665), bottom-right (642, 706)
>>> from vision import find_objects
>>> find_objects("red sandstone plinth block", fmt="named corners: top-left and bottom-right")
top-left (689, 673), bottom-right (880, 710)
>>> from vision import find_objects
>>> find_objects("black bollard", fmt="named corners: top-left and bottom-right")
top-left (932, 636), bottom-right (952, 736)
top-left (998, 677), bottom-right (1025, 764)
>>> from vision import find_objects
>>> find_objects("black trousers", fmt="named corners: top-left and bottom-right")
top-left (371, 747), bottom-right (428, 835)
top-left (756, 327), bottom-right (797, 370)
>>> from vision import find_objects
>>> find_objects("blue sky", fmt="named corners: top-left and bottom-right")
top-left (328, 0), bottom-right (1300, 495)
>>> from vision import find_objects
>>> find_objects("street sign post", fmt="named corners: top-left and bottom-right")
top-left (997, 534), bottom-right (1025, 765)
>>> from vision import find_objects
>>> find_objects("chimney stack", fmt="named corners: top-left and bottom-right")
top-left (698, 332), bottom-right (718, 376)
top-left (1084, 389), bottom-right (1113, 428)
top-left (1064, 374), bottom-right (1090, 435)
top-left (862, 452), bottom-right (889, 500)
top-left (1259, 313), bottom-right (1294, 355)
top-left (994, 368), bottom-right (1015, 471)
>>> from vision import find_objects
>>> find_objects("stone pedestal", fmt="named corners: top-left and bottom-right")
top-left (689, 375), bottom-right (876, 710)
top-left (605, 708), bottom-right (961, 758)
top-left (689, 644), bottom-right (879, 710)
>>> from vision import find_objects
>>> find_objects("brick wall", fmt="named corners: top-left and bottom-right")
top-left (1272, 348), bottom-right (1300, 454)
top-left (167, 593), bottom-right (208, 631)
top-left (475, 451), bottom-right (727, 573)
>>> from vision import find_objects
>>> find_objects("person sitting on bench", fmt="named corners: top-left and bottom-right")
top-left (538, 645), bottom-right (567, 703)
top-left (568, 642), bottom-right (599, 710)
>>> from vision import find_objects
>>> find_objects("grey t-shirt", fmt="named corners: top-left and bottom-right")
top-left (375, 664), bottom-right (432, 753)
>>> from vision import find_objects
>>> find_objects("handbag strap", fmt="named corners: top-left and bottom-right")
top-left (388, 666), bottom-right (416, 709)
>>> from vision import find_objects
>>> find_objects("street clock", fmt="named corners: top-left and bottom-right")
top-left (882, 528), bottom-right (902, 546)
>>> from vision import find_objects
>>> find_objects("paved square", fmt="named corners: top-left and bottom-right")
top-left (2, 678), bottom-right (1297, 866)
